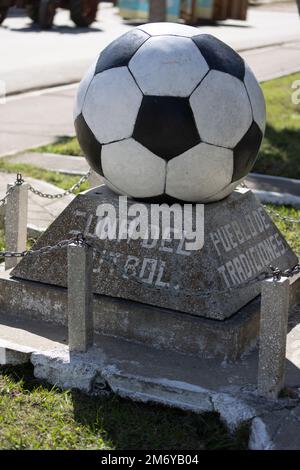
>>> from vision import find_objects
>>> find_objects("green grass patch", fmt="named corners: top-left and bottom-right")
top-left (32, 73), bottom-right (300, 179)
top-left (254, 73), bottom-right (300, 178)
top-left (34, 136), bottom-right (83, 157)
top-left (0, 364), bottom-right (248, 450)
top-left (266, 204), bottom-right (300, 257)
top-left (0, 161), bottom-right (89, 193)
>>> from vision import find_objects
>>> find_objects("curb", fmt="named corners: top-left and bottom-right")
top-left (253, 190), bottom-right (300, 208)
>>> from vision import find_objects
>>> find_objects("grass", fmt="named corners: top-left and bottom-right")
top-left (267, 205), bottom-right (300, 257)
top-left (0, 364), bottom-right (249, 450)
top-left (0, 161), bottom-right (89, 193)
top-left (35, 136), bottom-right (83, 157)
top-left (254, 73), bottom-right (300, 178)
top-left (31, 73), bottom-right (300, 180)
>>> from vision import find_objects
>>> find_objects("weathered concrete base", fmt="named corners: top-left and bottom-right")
top-left (11, 187), bottom-right (298, 321)
top-left (1, 268), bottom-right (300, 361)
top-left (0, 268), bottom-right (263, 360)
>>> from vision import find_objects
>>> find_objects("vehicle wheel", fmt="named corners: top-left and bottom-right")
top-left (0, 7), bottom-right (8, 25)
top-left (38, 0), bottom-right (56, 29)
top-left (26, 4), bottom-right (39, 23)
top-left (70, 0), bottom-right (98, 27)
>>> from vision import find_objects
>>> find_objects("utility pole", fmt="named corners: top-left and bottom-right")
top-left (149, 0), bottom-right (166, 22)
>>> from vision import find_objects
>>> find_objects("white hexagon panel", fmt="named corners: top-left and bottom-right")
top-left (129, 36), bottom-right (209, 97)
top-left (82, 66), bottom-right (142, 144)
top-left (190, 70), bottom-right (252, 149)
top-left (165, 143), bottom-right (233, 201)
top-left (102, 139), bottom-right (166, 199)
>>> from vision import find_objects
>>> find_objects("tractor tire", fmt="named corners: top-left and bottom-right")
top-left (38, 0), bottom-right (56, 29)
top-left (0, 7), bottom-right (8, 25)
top-left (26, 4), bottom-right (39, 23)
top-left (70, 0), bottom-right (98, 27)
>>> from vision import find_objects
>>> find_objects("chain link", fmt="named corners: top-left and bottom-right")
top-left (0, 236), bottom-right (81, 259)
top-left (1, 171), bottom-right (90, 206)
top-left (28, 170), bottom-right (91, 199)
top-left (263, 206), bottom-right (300, 224)
top-left (0, 175), bottom-right (21, 208)
top-left (84, 237), bottom-right (300, 297)
top-left (1, 233), bottom-right (299, 297)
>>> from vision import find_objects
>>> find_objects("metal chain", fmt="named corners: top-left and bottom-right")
top-left (239, 180), bottom-right (300, 224)
top-left (0, 236), bottom-right (80, 259)
top-left (263, 206), bottom-right (300, 224)
top-left (28, 170), bottom-right (91, 199)
top-left (0, 186), bottom-right (14, 208)
top-left (0, 174), bottom-right (23, 208)
top-left (84, 237), bottom-right (300, 297)
top-left (1, 233), bottom-right (299, 297)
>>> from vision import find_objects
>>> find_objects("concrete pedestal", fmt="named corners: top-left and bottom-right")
top-left (11, 186), bottom-right (298, 320)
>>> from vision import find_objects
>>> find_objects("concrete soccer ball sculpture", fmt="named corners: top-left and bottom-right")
top-left (74, 23), bottom-right (266, 202)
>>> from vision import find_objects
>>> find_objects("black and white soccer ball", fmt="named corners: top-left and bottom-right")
top-left (74, 23), bottom-right (266, 203)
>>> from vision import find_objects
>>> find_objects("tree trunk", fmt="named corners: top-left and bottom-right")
top-left (297, 0), bottom-right (300, 15)
top-left (149, 0), bottom-right (166, 22)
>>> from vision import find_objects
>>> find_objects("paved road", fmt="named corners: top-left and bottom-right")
top-left (1, 4), bottom-right (299, 95)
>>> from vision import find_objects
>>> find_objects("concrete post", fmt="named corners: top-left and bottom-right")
top-left (5, 182), bottom-right (28, 270)
top-left (149, 0), bottom-right (166, 22)
top-left (68, 243), bottom-right (94, 353)
top-left (88, 169), bottom-right (102, 189)
top-left (257, 277), bottom-right (290, 399)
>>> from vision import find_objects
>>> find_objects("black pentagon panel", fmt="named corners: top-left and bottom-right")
top-left (232, 121), bottom-right (263, 182)
top-left (133, 194), bottom-right (179, 204)
top-left (192, 34), bottom-right (245, 81)
top-left (75, 113), bottom-right (103, 175)
top-left (95, 29), bottom-right (150, 75)
top-left (133, 96), bottom-right (200, 160)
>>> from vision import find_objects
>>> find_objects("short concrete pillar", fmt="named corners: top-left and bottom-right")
top-left (68, 243), bottom-right (94, 353)
top-left (88, 169), bottom-right (102, 189)
top-left (5, 182), bottom-right (28, 270)
top-left (257, 277), bottom-right (290, 399)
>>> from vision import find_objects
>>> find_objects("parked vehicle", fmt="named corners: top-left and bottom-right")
top-left (0, 0), bottom-right (99, 29)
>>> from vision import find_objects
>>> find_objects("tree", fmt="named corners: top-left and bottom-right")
top-left (297, 0), bottom-right (300, 15)
top-left (149, 0), bottom-right (166, 22)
